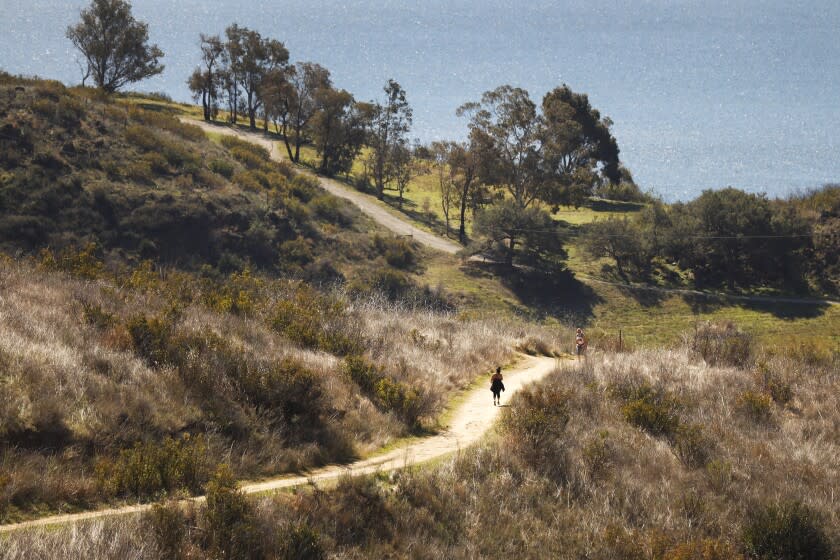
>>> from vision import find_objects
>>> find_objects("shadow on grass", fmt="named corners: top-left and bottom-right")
top-left (586, 198), bottom-right (645, 213)
top-left (598, 263), bottom-right (669, 308)
top-left (464, 261), bottom-right (601, 322)
top-left (379, 191), bottom-right (465, 242)
top-left (682, 293), bottom-right (830, 319)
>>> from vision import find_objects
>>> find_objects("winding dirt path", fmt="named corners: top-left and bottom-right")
top-left (188, 120), bottom-right (462, 255)
top-left (0, 355), bottom-right (562, 533)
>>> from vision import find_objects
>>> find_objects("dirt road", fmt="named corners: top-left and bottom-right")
top-left (0, 355), bottom-right (561, 533)
top-left (188, 120), bottom-right (462, 255)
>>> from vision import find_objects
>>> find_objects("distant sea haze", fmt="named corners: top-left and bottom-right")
top-left (2, 0), bottom-right (838, 202)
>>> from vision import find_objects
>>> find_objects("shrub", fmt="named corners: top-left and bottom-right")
top-left (736, 390), bottom-right (772, 423)
top-left (753, 363), bottom-right (793, 406)
top-left (279, 237), bottom-right (314, 266)
top-left (203, 464), bottom-right (261, 560)
top-left (271, 288), bottom-right (360, 355)
top-left (280, 524), bottom-right (325, 560)
top-left (673, 423), bottom-right (713, 468)
top-left (147, 500), bottom-right (189, 560)
top-left (143, 151), bottom-right (169, 174)
top-left (130, 108), bottom-right (205, 142)
top-left (582, 430), bottom-right (613, 480)
top-left (743, 501), bottom-right (832, 560)
top-left (40, 243), bottom-right (104, 279)
top-left (240, 357), bottom-right (324, 430)
top-left (124, 124), bottom-right (158, 151)
top-left (663, 538), bottom-right (743, 560)
top-left (126, 160), bottom-right (154, 183)
top-left (289, 175), bottom-right (320, 202)
top-left (344, 355), bottom-right (381, 394)
top-left (373, 234), bottom-right (416, 269)
top-left (229, 145), bottom-right (266, 169)
top-left (210, 158), bottom-right (235, 179)
top-left (374, 376), bottom-right (424, 425)
top-left (126, 314), bottom-right (174, 366)
top-left (233, 170), bottom-right (263, 192)
top-left (220, 136), bottom-right (269, 163)
top-left (97, 436), bottom-right (211, 499)
top-left (705, 459), bottom-right (734, 493)
top-left (502, 382), bottom-right (570, 475)
top-left (328, 475), bottom-right (393, 546)
top-left (690, 321), bottom-right (753, 368)
top-left (613, 382), bottom-right (680, 437)
top-left (309, 194), bottom-right (353, 225)
top-left (82, 301), bottom-right (115, 330)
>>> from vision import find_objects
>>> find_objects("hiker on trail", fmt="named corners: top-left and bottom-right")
top-left (575, 328), bottom-right (588, 360)
top-left (490, 366), bottom-right (505, 406)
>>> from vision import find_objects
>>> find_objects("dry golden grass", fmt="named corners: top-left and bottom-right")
top-left (2, 337), bottom-right (836, 558)
top-left (0, 256), bottom-right (554, 521)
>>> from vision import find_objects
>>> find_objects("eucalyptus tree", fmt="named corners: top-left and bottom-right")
top-left (187, 34), bottom-right (224, 121)
top-left (432, 140), bottom-right (482, 242)
top-left (269, 63), bottom-right (332, 161)
top-left (367, 80), bottom-right (412, 199)
top-left (226, 25), bottom-right (288, 129)
top-left (66, 0), bottom-right (164, 93)
top-left (309, 88), bottom-right (371, 177)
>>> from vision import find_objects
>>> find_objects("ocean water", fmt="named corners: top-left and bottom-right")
top-left (1, 0), bottom-right (838, 201)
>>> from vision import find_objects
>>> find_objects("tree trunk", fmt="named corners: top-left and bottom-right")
top-left (458, 191), bottom-right (469, 243)
top-left (281, 122), bottom-right (294, 160)
top-left (507, 235), bottom-right (516, 267)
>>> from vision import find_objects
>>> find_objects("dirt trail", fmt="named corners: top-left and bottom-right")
top-left (188, 120), bottom-right (462, 255)
top-left (0, 355), bottom-right (562, 533)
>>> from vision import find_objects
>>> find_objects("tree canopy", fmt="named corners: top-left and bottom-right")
top-left (66, 0), bottom-right (164, 93)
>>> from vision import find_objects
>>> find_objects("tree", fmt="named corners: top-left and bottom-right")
top-left (580, 217), bottom-right (646, 279)
top-left (265, 62), bottom-right (331, 161)
top-left (66, 0), bottom-right (164, 93)
top-left (458, 86), bottom-right (542, 210)
top-left (390, 143), bottom-right (414, 209)
top-left (187, 34), bottom-right (224, 121)
top-left (224, 24), bottom-right (288, 130)
top-left (459, 84), bottom-right (622, 210)
top-left (432, 140), bottom-right (482, 242)
top-left (367, 80), bottom-right (412, 199)
top-left (432, 142), bottom-right (458, 237)
top-left (670, 188), bottom-right (780, 290)
top-left (309, 89), bottom-right (371, 177)
top-left (540, 85), bottom-right (621, 206)
top-left (473, 199), bottom-right (564, 269)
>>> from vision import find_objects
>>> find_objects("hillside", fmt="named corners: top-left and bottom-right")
top-left (0, 75), bottom-right (559, 522)
top-left (3, 330), bottom-right (837, 559)
top-left (1, 73), bottom-right (838, 560)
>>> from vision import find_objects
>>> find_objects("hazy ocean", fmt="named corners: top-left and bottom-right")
top-left (1, 0), bottom-right (838, 201)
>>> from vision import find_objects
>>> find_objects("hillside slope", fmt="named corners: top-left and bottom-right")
top-left (0, 76), bottom-right (557, 523)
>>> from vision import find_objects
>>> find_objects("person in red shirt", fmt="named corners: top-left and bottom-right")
top-left (575, 328), bottom-right (587, 360)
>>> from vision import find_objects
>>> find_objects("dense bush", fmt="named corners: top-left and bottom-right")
top-left (736, 390), bottom-right (773, 423)
top-left (611, 381), bottom-right (680, 437)
top-left (373, 234), bottom-right (417, 270)
top-left (690, 321), bottom-right (753, 368)
top-left (96, 436), bottom-right (211, 500)
top-left (271, 287), bottom-right (361, 355)
top-left (743, 501), bottom-right (832, 560)
top-left (203, 465), bottom-right (261, 560)
top-left (210, 158), bottom-right (235, 178)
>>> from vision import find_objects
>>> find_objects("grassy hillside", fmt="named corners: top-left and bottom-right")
top-left (0, 75), bottom-right (560, 521)
top-left (169, 110), bottom-right (839, 353)
top-left (4, 330), bottom-right (837, 559)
